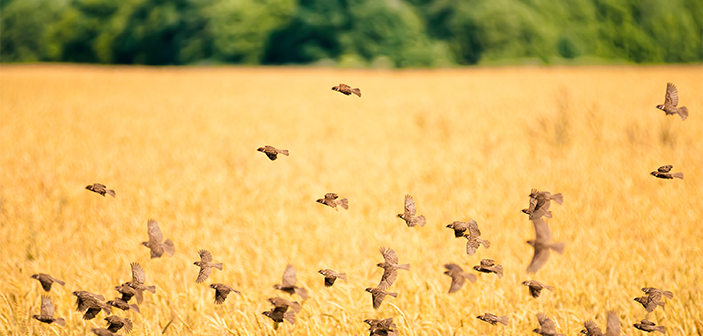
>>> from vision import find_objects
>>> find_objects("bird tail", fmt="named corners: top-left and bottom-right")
top-left (387, 291), bottom-right (398, 298)
top-left (163, 239), bottom-right (175, 256)
top-left (678, 106), bottom-right (688, 121)
top-left (672, 172), bottom-right (684, 179)
top-left (662, 290), bottom-right (674, 299)
top-left (54, 318), bottom-right (66, 327)
top-left (338, 273), bottom-right (348, 282)
top-left (494, 265), bottom-right (504, 279)
top-left (284, 311), bottom-right (296, 325)
top-left (145, 285), bottom-right (156, 294)
top-left (107, 189), bottom-right (116, 197)
top-left (415, 215), bottom-right (426, 227)
top-left (654, 326), bottom-right (667, 334)
top-left (339, 198), bottom-right (349, 210)
top-left (289, 301), bottom-right (302, 313)
top-left (544, 284), bottom-right (554, 291)
top-left (550, 242), bottom-right (565, 254)
top-left (279, 149), bottom-right (290, 156)
top-left (352, 88), bottom-right (361, 97)
top-left (130, 303), bottom-right (141, 314)
top-left (465, 273), bottom-right (478, 283)
top-left (213, 263), bottom-right (223, 271)
top-left (498, 315), bottom-right (509, 326)
top-left (552, 193), bottom-right (564, 205)
top-left (55, 279), bottom-right (66, 286)
top-left (397, 263), bottom-right (411, 271)
top-left (295, 287), bottom-right (309, 300)
top-left (479, 238), bottom-right (490, 249)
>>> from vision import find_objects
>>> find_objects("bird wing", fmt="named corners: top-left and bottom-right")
top-left (537, 313), bottom-right (557, 333)
top-left (214, 287), bottom-right (228, 304)
top-left (147, 219), bottom-right (164, 243)
top-left (196, 265), bottom-right (212, 283)
top-left (404, 194), bottom-right (416, 216)
top-left (657, 165), bottom-right (673, 173)
top-left (281, 264), bottom-right (297, 287)
top-left (199, 250), bottom-right (213, 263)
top-left (379, 268), bottom-right (398, 289)
top-left (380, 247), bottom-right (399, 264)
top-left (532, 218), bottom-right (552, 242)
top-left (444, 263), bottom-right (463, 273)
top-left (130, 262), bottom-right (146, 285)
top-left (467, 219), bottom-right (481, 236)
top-left (465, 238), bottom-right (480, 256)
top-left (527, 244), bottom-right (550, 273)
top-left (447, 273), bottom-right (466, 294)
top-left (325, 193), bottom-right (339, 201)
top-left (665, 82), bottom-right (679, 107)
top-left (584, 320), bottom-right (603, 335)
top-left (41, 295), bottom-right (54, 317)
top-left (604, 311), bottom-right (620, 336)
top-left (480, 259), bottom-right (495, 267)
top-left (371, 290), bottom-right (385, 309)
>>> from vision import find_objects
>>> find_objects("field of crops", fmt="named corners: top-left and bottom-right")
top-left (0, 65), bottom-right (701, 335)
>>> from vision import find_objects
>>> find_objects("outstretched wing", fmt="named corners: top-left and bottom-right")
top-left (657, 165), bottom-right (673, 173)
top-left (604, 311), bottom-right (620, 336)
top-left (130, 262), bottom-right (146, 285)
top-left (281, 264), bottom-right (297, 287)
top-left (199, 250), bottom-right (213, 263)
top-left (583, 320), bottom-right (603, 335)
top-left (404, 195), bottom-right (417, 216)
top-left (537, 313), bottom-right (557, 333)
top-left (665, 82), bottom-right (679, 107)
top-left (532, 218), bottom-right (552, 242)
top-left (41, 295), bottom-right (54, 317)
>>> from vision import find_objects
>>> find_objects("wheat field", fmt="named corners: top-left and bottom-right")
top-left (0, 65), bottom-right (701, 336)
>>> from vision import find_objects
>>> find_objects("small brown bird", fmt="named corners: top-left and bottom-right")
top-left (194, 250), bottom-right (223, 283)
top-left (443, 263), bottom-right (477, 293)
top-left (365, 287), bottom-right (398, 309)
top-left (86, 183), bottom-right (116, 197)
top-left (114, 283), bottom-right (137, 303)
top-left (141, 219), bottom-right (175, 259)
top-left (332, 83), bottom-right (361, 97)
top-left (316, 192), bottom-right (349, 211)
top-left (642, 287), bottom-right (673, 299)
top-left (106, 297), bottom-right (140, 314)
top-left (527, 218), bottom-right (564, 273)
top-left (476, 312), bottom-right (509, 326)
top-left (125, 262), bottom-right (156, 303)
top-left (522, 280), bottom-right (554, 298)
top-left (397, 194), bottom-right (426, 227)
top-left (273, 264), bottom-right (309, 299)
top-left (365, 318), bottom-right (398, 336)
top-left (210, 284), bottom-right (241, 304)
top-left (581, 311), bottom-right (620, 336)
top-left (318, 269), bottom-right (347, 287)
top-left (464, 230), bottom-right (490, 256)
top-left (377, 247), bottom-right (410, 289)
top-left (634, 319), bottom-right (667, 334)
top-left (533, 313), bottom-right (565, 336)
top-left (73, 291), bottom-right (111, 320)
top-left (634, 294), bottom-right (666, 313)
top-left (105, 315), bottom-right (133, 333)
top-left (268, 297), bottom-right (302, 313)
top-left (31, 273), bottom-right (65, 292)
top-left (650, 165), bottom-right (683, 179)
top-left (32, 295), bottom-right (66, 327)
top-left (91, 328), bottom-right (120, 336)
top-left (446, 219), bottom-right (478, 238)
top-left (523, 189), bottom-right (563, 220)
top-left (656, 82), bottom-right (689, 121)
top-left (473, 259), bottom-right (503, 278)
top-left (257, 145), bottom-right (290, 161)
top-left (262, 297), bottom-right (299, 325)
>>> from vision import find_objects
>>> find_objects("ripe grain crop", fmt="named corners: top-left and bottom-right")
top-left (0, 65), bottom-right (701, 335)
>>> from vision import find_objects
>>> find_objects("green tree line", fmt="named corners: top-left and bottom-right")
top-left (2, 0), bottom-right (701, 67)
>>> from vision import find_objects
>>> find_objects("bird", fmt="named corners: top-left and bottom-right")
top-left (316, 193), bottom-right (349, 211)
top-left (397, 194), bottom-right (426, 227)
top-left (273, 264), bottom-right (309, 299)
top-left (257, 145), bottom-right (289, 161)
top-left (318, 269), bottom-right (347, 287)
top-left (526, 218), bottom-right (565, 273)
top-left (634, 294), bottom-right (666, 313)
top-left (125, 262), bottom-right (156, 303)
top-left (31, 273), bottom-right (65, 292)
top-left (73, 290), bottom-right (111, 320)
top-left (446, 219), bottom-right (479, 238)
top-left (268, 297), bottom-right (302, 313)
top-left (114, 283), bottom-right (137, 303)
top-left (633, 319), bottom-right (667, 334)
top-left (262, 297), bottom-right (299, 325)
top-left (194, 250), bottom-right (223, 283)
top-left (443, 263), bottom-right (477, 293)
top-left (365, 318), bottom-right (398, 336)
top-left (522, 280), bottom-right (554, 298)
top-left (86, 183), bottom-right (115, 197)
top-left (476, 312), bottom-right (509, 326)
top-left (106, 297), bottom-right (140, 314)
top-left (365, 287), bottom-right (398, 309)
top-left (332, 83), bottom-right (361, 97)
top-left (656, 82), bottom-right (689, 121)
top-left (141, 219), bottom-right (175, 259)
top-left (32, 295), bottom-right (65, 327)
top-left (473, 259), bottom-right (503, 278)
top-left (641, 287), bottom-right (673, 299)
top-left (650, 165), bottom-right (683, 179)
top-left (533, 313), bottom-right (565, 336)
top-left (91, 328), bottom-right (120, 336)
top-left (377, 247), bottom-right (410, 289)
top-left (210, 284), bottom-right (241, 304)
top-left (581, 310), bottom-right (620, 336)
top-left (105, 315), bottom-right (133, 333)
top-left (464, 228), bottom-right (490, 256)
top-left (523, 189), bottom-right (563, 220)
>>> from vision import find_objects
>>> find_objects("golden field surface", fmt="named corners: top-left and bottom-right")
top-left (0, 65), bottom-right (701, 336)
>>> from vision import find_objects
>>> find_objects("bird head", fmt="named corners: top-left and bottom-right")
top-left (272, 284), bottom-right (282, 290)
top-left (365, 288), bottom-right (373, 293)
top-left (32, 314), bottom-right (40, 320)
top-left (141, 241), bottom-right (150, 248)
top-left (30, 274), bottom-right (39, 280)
top-left (445, 223), bottom-right (454, 229)
top-left (656, 104), bottom-right (664, 110)
top-left (533, 328), bottom-right (542, 334)
top-left (443, 270), bottom-right (451, 276)
top-left (472, 266), bottom-right (481, 271)
top-left (318, 269), bottom-right (326, 275)
top-left (210, 284), bottom-right (217, 289)
top-left (580, 329), bottom-right (589, 335)
top-left (521, 208), bottom-right (531, 214)
top-left (262, 311), bottom-right (272, 318)
top-left (650, 171), bottom-right (658, 176)
top-left (376, 262), bottom-right (386, 268)
top-left (634, 296), bottom-right (646, 304)
top-left (521, 281), bottom-right (530, 286)
top-left (526, 240), bottom-right (535, 247)
top-left (396, 214), bottom-right (404, 219)
top-left (85, 185), bottom-right (93, 191)
top-left (257, 147), bottom-right (265, 152)
top-left (316, 198), bottom-right (325, 204)
top-left (331, 86), bottom-right (339, 92)
top-left (72, 291), bottom-right (80, 296)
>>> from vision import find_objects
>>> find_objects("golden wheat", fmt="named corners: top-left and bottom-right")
top-left (0, 65), bottom-right (701, 336)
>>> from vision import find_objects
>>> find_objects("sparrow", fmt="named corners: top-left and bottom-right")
top-left (365, 287), bottom-right (397, 309)
top-left (523, 189), bottom-right (563, 220)
top-left (650, 165), bottom-right (683, 179)
top-left (210, 284), bottom-right (241, 304)
top-left (365, 317), bottom-right (398, 335)
top-left (114, 283), bottom-right (137, 302)
top-left (86, 183), bottom-right (115, 197)
top-left (141, 219), bottom-right (175, 258)
top-left (318, 269), bottom-right (347, 287)
top-left (476, 312), bottom-right (509, 326)
top-left (268, 297), bottom-right (302, 313)
top-left (581, 311), bottom-right (620, 336)
top-left (463, 224), bottom-right (490, 256)
top-left (125, 262), bottom-right (156, 303)
top-left (32, 295), bottom-right (66, 327)
top-left (73, 290), bottom-right (111, 320)
top-left (106, 297), bottom-right (140, 313)
top-left (656, 82), bottom-right (689, 121)
top-left (522, 280), bottom-right (554, 298)
top-left (377, 247), bottom-right (410, 289)
top-left (316, 193), bottom-right (349, 210)
top-left (397, 194), bottom-right (426, 227)
top-left (105, 315), bottom-right (133, 333)
top-left (273, 264), bottom-right (309, 299)
top-left (641, 287), bottom-right (673, 299)
top-left (332, 83), bottom-right (361, 97)
top-left (31, 273), bottom-right (65, 292)
top-left (473, 259), bottom-right (503, 278)
top-left (443, 263), bottom-right (477, 293)
top-left (446, 219), bottom-right (478, 238)
top-left (527, 218), bottom-right (564, 273)
top-left (262, 297), bottom-right (299, 325)
top-left (194, 250), bottom-right (223, 283)
top-left (257, 145), bottom-right (289, 161)
top-left (633, 319), bottom-right (666, 334)
top-left (91, 328), bottom-right (120, 336)
top-left (634, 294), bottom-right (666, 313)
top-left (533, 313), bottom-right (565, 336)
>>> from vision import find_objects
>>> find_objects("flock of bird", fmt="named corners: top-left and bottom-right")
top-left (28, 82), bottom-right (688, 335)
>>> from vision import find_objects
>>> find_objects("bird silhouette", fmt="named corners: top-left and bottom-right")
top-left (141, 219), bottom-right (175, 259)
top-left (397, 194), bottom-right (426, 227)
top-left (273, 264), bottom-right (309, 299)
top-left (194, 250), bottom-right (223, 283)
top-left (443, 263), bottom-right (477, 293)
top-left (257, 145), bottom-right (289, 161)
top-left (656, 82), bottom-right (688, 121)
top-left (32, 295), bottom-right (65, 327)
top-left (332, 83), bottom-right (361, 97)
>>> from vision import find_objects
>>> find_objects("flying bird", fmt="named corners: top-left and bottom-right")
top-left (273, 264), bottom-right (309, 300)
top-left (656, 82), bottom-right (689, 121)
top-left (650, 165), bottom-right (683, 179)
top-left (268, 297), bottom-right (301, 313)
top-left (533, 313), bottom-right (565, 336)
top-left (633, 319), bottom-right (666, 334)
top-left (642, 287), bottom-right (673, 299)
top-left (31, 273), bottom-right (65, 292)
top-left (397, 194), bottom-right (426, 227)
top-left (365, 318), bottom-right (398, 336)
top-left (634, 294), bottom-right (666, 313)
top-left (473, 259), bottom-right (503, 278)
top-left (476, 312), bottom-right (509, 326)
top-left (464, 230), bottom-right (490, 256)
top-left (527, 218), bottom-right (564, 273)
top-left (106, 297), bottom-right (139, 314)
top-left (318, 269), bottom-right (347, 287)
top-left (86, 183), bottom-right (115, 197)
top-left (141, 219), bottom-right (175, 259)
top-left (257, 145), bottom-right (289, 161)
top-left (522, 280), bottom-right (554, 298)
top-left (332, 83), bottom-right (361, 97)
top-left (105, 315), bottom-right (133, 333)
top-left (91, 328), bottom-right (120, 336)
top-left (316, 193), bottom-right (349, 211)
top-left (443, 263), bottom-right (477, 294)
top-left (125, 262), bottom-right (156, 303)
top-left (581, 311), bottom-right (620, 336)
top-left (522, 189), bottom-right (563, 220)
top-left (114, 283), bottom-right (137, 303)
top-left (32, 295), bottom-right (65, 327)
top-left (194, 250), bottom-right (223, 283)
top-left (446, 219), bottom-right (478, 238)
top-left (210, 284), bottom-right (241, 304)
top-left (262, 297), bottom-right (299, 326)
top-left (73, 291), bottom-right (111, 320)
top-left (365, 287), bottom-right (398, 309)
top-left (377, 247), bottom-right (410, 289)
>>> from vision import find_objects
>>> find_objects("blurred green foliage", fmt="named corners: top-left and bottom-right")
top-left (1, 0), bottom-right (701, 66)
